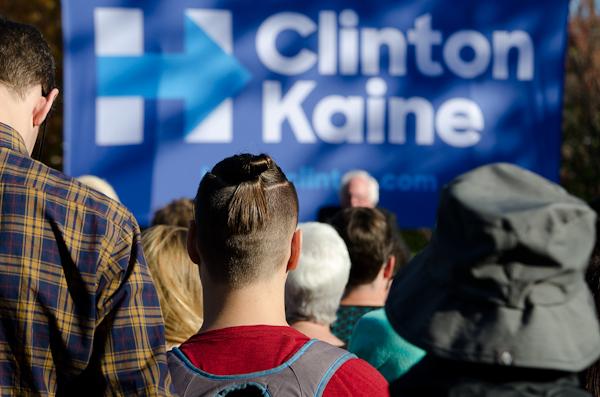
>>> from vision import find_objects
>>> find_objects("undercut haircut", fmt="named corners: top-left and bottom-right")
top-left (329, 207), bottom-right (393, 288)
top-left (194, 153), bottom-right (298, 288)
top-left (0, 17), bottom-right (55, 97)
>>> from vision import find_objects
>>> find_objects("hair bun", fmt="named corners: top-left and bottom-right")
top-left (239, 154), bottom-right (272, 181)
top-left (210, 153), bottom-right (275, 185)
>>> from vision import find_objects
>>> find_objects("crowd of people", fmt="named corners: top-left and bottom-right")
top-left (2, 15), bottom-right (600, 397)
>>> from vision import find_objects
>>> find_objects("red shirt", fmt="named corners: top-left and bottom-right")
top-left (179, 325), bottom-right (389, 396)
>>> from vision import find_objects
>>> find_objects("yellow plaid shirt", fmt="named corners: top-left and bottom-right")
top-left (0, 122), bottom-right (173, 395)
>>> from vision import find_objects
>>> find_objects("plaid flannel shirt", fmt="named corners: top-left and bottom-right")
top-left (0, 122), bottom-right (173, 395)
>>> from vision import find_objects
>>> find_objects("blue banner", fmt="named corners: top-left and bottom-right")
top-left (62, 0), bottom-right (569, 227)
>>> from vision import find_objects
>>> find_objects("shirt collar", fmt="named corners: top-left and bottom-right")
top-left (0, 122), bottom-right (30, 156)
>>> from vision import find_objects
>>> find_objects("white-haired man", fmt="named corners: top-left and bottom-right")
top-left (285, 222), bottom-right (351, 347)
top-left (339, 170), bottom-right (379, 208)
top-left (318, 170), bottom-right (410, 271)
top-left (318, 170), bottom-right (379, 222)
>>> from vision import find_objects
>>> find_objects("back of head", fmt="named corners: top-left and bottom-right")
top-left (152, 198), bottom-right (194, 228)
top-left (194, 153), bottom-right (298, 288)
top-left (0, 17), bottom-right (55, 97)
top-left (142, 225), bottom-right (202, 349)
top-left (329, 207), bottom-right (393, 288)
top-left (76, 175), bottom-right (120, 202)
top-left (285, 222), bottom-right (351, 325)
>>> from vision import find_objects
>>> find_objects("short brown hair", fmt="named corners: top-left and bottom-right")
top-left (152, 198), bottom-right (194, 228)
top-left (0, 17), bottom-right (55, 97)
top-left (194, 153), bottom-right (298, 288)
top-left (330, 207), bottom-right (393, 288)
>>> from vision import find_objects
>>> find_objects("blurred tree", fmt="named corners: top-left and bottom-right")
top-left (563, 0), bottom-right (600, 201)
top-left (0, 0), bottom-right (63, 171)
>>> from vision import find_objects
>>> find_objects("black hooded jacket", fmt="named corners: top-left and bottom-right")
top-left (390, 356), bottom-right (591, 397)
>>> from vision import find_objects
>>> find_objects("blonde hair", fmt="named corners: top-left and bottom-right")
top-left (142, 225), bottom-right (203, 349)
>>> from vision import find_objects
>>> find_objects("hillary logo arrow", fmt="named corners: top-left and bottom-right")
top-left (95, 9), bottom-right (250, 144)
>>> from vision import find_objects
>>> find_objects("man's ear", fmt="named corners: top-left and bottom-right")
top-left (286, 229), bottom-right (302, 272)
top-left (383, 255), bottom-right (396, 280)
top-left (32, 88), bottom-right (59, 127)
top-left (187, 220), bottom-right (202, 265)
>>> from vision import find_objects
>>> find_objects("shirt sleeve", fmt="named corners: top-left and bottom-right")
top-left (323, 357), bottom-right (390, 397)
top-left (94, 214), bottom-right (174, 396)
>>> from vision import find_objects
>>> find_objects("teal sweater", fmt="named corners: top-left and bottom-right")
top-left (348, 308), bottom-right (425, 382)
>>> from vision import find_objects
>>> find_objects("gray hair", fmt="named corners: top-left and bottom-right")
top-left (76, 175), bottom-right (120, 202)
top-left (285, 222), bottom-right (351, 325)
top-left (339, 170), bottom-right (379, 206)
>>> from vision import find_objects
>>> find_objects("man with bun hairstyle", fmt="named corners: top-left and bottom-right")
top-left (168, 153), bottom-right (388, 396)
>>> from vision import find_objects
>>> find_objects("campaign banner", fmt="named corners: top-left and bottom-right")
top-left (62, 0), bottom-right (569, 227)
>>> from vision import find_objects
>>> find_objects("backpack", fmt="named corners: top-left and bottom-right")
top-left (168, 339), bottom-right (356, 396)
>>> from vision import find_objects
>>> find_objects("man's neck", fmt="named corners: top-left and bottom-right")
top-left (0, 88), bottom-right (36, 154)
top-left (290, 320), bottom-right (344, 347)
top-left (200, 278), bottom-right (288, 333)
top-left (340, 282), bottom-right (388, 307)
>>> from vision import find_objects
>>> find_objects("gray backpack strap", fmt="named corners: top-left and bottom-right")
top-left (286, 340), bottom-right (356, 397)
top-left (168, 349), bottom-right (208, 396)
top-left (167, 340), bottom-right (356, 397)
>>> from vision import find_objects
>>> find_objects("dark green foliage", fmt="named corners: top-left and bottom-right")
top-left (562, 0), bottom-right (600, 201)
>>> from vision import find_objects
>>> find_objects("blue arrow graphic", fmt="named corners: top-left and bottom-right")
top-left (97, 15), bottom-right (250, 136)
